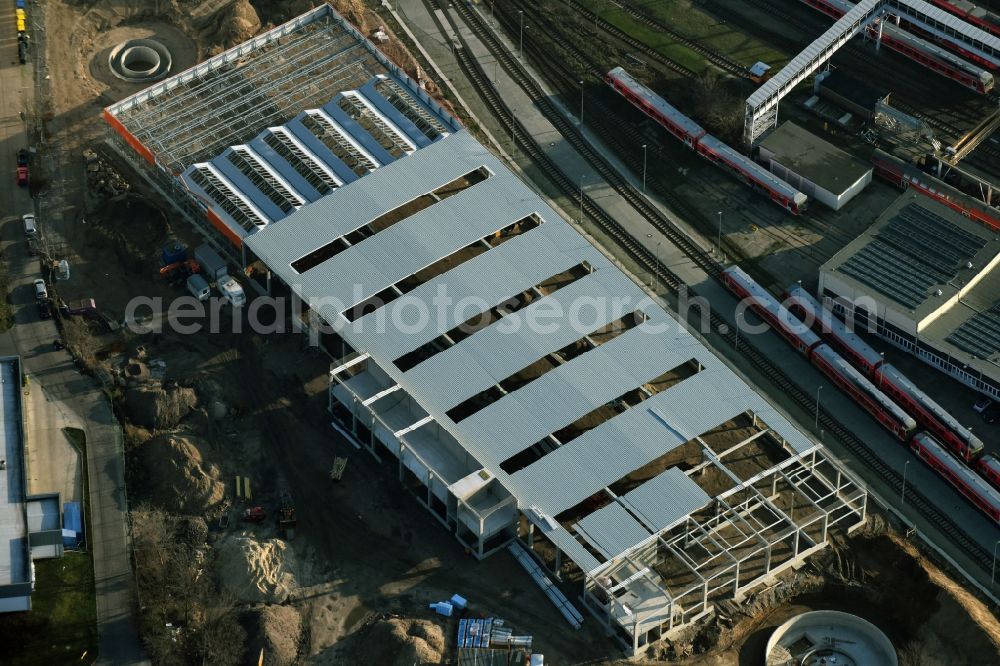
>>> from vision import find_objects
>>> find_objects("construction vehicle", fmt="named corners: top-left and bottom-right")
top-left (277, 490), bottom-right (296, 540)
top-left (160, 258), bottom-right (200, 286)
top-left (241, 506), bottom-right (266, 523)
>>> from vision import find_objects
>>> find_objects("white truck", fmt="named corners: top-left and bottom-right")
top-left (218, 275), bottom-right (246, 307)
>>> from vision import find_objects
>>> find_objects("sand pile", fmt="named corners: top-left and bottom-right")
top-left (245, 604), bottom-right (302, 666)
top-left (130, 434), bottom-right (224, 513)
top-left (353, 616), bottom-right (446, 666)
top-left (125, 381), bottom-right (197, 429)
top-left (217, 535), bottom-right (299, 604)
top-left (202, 0), bottom-right (261, 47)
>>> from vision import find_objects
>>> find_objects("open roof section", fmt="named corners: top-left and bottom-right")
top-left (104, 4), bottom-right (460, 174)
top-left (247, 130), bottom-right (826, 519)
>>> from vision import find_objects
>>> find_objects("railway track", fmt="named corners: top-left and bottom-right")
top-left (502, 0), bottom-right (853, 259)
top-left (431, 0), bottom-right (996, 575)
top-left (560, 0), bottom-right (747, 78)
top-left (566, 0), bottom-right (750, 76)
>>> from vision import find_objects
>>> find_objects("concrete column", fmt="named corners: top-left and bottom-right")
top-left (527, 522), bottom-right (535, 549)
top-left (554, 548), bottom-right (562, 581)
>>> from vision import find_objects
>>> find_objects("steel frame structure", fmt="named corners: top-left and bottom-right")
top-left (577, 435), bottom-right (868, 655)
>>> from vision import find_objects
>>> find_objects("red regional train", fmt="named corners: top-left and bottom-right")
top-left (605, 67), bottom-right (809, 215)
top-left (721, 265), bottom-right (1000, 524)
top-left (786, 286), bottom-right (986, 463)
top-left (870, 150), bottom-right (1000, 233)
top-left (722, 267), bottom-right (917, 439)
top-left (799, 0), bottom-right (995, 93)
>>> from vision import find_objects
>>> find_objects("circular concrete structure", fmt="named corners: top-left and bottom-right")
top-left (108, 38), bottom-right (172, 82)
top-left (765, 610), bottom-right (897, 666)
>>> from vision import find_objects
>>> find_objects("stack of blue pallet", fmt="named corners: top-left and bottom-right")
top-left (16, 0), bottom-right (26, 8)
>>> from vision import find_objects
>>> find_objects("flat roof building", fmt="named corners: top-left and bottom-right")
top-left (0, 357), bottom-right (31, 612)
top-left (106, 6), bottom-right (868, 652)
top-left (758, 121), bottom-right (872, 210)
top-left (820, 191), bottom-right (1000, 400)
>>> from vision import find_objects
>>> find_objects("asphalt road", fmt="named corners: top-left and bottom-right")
top-left (0, 10), bottom-right (147, 665)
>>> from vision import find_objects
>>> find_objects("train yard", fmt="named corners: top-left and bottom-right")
top-left (419, 0), bottom-right (1000, 580)
top-left (6, 0), bottom-right (999, 661)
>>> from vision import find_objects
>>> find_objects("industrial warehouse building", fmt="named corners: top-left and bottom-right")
top-left (820, 191), bottom-right (1000, 401)
top-left (758, 122), bottom-right (872, 210)
top-left (104, 5), bottom-right (869, 652)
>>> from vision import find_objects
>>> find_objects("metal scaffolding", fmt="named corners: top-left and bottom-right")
top-left (108, 6), bottom-right (385, 173)
top-left (578, 437), bottom-right (867, 655)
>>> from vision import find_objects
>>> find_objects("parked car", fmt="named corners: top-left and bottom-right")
top-left (37, 299), bottom-right (51, 319)
top-left (973, 396), bottom-right (994, 414)
top-left (16, 149), bottom-right (29, 166)
top-left (16, 163), bottom-right (28, 187)
top-left (32, 279), bottom-right (47, 301)
top-left (983, 403), bottom-right (1000, 424)
top-left (22, 213), bottom-right (37, 236)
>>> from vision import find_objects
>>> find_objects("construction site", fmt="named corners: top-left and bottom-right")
top-left (0, 0), bottom-right (999, 664)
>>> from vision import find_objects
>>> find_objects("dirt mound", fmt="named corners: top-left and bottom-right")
top-left (216, 535), bottom-right (299, 604)
top-left (245, 604), bottom-right (302, 666)
top-left (353, 616), bottom-right (446, 666)
top-left (203, 0), bottom-right (261, 47)
top-left (130, 434), bottom-right (224, 513)
top-left (125, 382), bottom-right (197, 429)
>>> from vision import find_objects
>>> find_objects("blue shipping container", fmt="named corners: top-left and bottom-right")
top-left (63, 501), bottom-right (82, 547)
top-left (161, 239), bottom-right (187, 266)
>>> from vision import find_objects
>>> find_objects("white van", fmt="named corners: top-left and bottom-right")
top-left (186, 274), bottom-right (211, 302)
top-left (22, 213), bottom-right (37, 236)
top-left (218, 275), bottom-right (246, 307)
top-left (32, 279), bottom-right (47, 300)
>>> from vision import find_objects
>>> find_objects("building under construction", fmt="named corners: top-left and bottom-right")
top-left (104, 5), bottom-right (868, 654)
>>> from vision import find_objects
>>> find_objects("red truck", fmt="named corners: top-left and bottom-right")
top-left (16, 149), bottom-right (29, 187)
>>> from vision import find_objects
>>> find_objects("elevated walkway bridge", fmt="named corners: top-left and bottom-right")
top-left (744, 0), bottom-right (1000, 146)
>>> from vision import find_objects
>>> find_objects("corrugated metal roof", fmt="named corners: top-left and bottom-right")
top-left (575, 502), bottom-right (652, 559)
top-left (247, 129), bottom-right (822, 521)
top-left (0, 359), bottom-right (27, 587)
top-left (747, 0), bottom-right (882, 108)
top-left (620, 468), bottom-right (710, 531)
top-left (892, 0), bottom-right (1000, 53)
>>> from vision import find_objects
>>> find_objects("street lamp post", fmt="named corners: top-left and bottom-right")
top-left (519, 11), bottom-right (524, 59)
top-left (901, 459), bottom-right (910, 505)
top-left (993, 540), bottom-right (1000, 586)
top-left (717, 211), bottom-right (723, 256)
top-left (642, 144), bottom-right (647, 194)
top-left (815, 385), bottom-right (823, 430)
top-left (510, 108), bottom-right (516, 159)
top-left (579, 175), bottom-right (585, 225)
top-left (879, 352), bottom-right (885, 389)
top-left (654, 241), bottom-right (661, 293)
top-left (580, 80), bottom-right (584, 127)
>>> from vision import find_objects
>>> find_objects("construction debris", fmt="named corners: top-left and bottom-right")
top-left (83, 148), bottom-right (129, 199)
